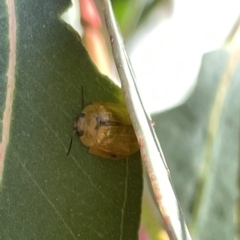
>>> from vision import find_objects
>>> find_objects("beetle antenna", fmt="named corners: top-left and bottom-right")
top-left (81, 85), bottom-right (84, 110)
top-left (66, 131), bottom-right (76, 156)
top-left (66, 136), bottom-right (73, 156)
top-left (67, 86), bottom-right (84, 156)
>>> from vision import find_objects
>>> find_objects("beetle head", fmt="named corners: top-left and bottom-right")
top-left (74, 113), bottom-right (85, 136)
top-left (75, 105), bottom-right (99, 147)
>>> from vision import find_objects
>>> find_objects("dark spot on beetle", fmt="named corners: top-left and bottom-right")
top-left (96, 115), bottom-right (100, 124)
top-left (96, 115), bottom-right (110, 128)
top-left (100, 120), bottom-right (108, 126)
top-left (111, 154), bottom-right (117, 158)
top-left (79, 113), bottom-right (85, 118)
top-left (94, 116), bottom-right (100, 130)
top-left (77, 130), bottom-right (84, 136)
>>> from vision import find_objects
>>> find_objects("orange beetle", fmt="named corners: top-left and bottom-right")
top-left (74, 102), bottom-right (139, 159)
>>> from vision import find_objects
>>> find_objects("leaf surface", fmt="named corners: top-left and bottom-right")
top-left (153, 49), bottom-right (240, 240)
top-left (0, 1), bottom-right (142, 239)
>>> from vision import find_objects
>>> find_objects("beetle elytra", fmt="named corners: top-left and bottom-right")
top-left (74, 102), bottom-right (139, 159)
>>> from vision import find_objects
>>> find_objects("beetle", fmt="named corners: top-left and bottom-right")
top-left (73, 102), bottom-right (139, 159)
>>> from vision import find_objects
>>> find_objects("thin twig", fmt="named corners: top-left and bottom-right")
top-left (102, 1), bottom-right (192, 239)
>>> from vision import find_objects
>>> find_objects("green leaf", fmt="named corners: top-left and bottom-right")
top-left (153, 49), bottom-right (240, 239)
top-left (0, 1), bottom-right (142, 239)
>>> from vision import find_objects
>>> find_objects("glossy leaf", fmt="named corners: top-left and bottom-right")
top-left (153, 49), bottom-right (240, 240)
top-left (0, 1), bottom-right (142, 239)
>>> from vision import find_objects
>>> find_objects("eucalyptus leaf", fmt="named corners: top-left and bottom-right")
top-left (153, 49), bottom-right (240, 240)
top-left (0, 1), bottom-right (142, 239)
